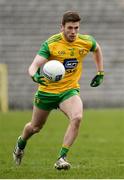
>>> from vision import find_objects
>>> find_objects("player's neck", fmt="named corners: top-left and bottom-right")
top-left (61, 32), bottom-right (77, 43)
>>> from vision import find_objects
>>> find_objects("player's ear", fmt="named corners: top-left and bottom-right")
top-left (61, 24), bottom-right (64, 32)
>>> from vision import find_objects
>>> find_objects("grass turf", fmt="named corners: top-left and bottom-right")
top-left (0, 109), bottom-right (124, 178)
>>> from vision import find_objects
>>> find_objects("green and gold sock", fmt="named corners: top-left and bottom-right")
top-left (58, 145), bottom-right (69, 159)
top-left (17, 136), bottom-right (27, 150)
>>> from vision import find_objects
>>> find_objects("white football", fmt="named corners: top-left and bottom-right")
top-left (43, 60), bottom-right (65, 82)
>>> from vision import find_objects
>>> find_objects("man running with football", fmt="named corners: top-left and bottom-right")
top-left (13, 11), bottom-right (104, 170)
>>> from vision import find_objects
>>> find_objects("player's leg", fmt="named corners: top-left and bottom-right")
top-left (13, 105), bottom-right (50, 165)
top-left (21, 105), bottom-right (50, 140)
top-left (54, 95), bottom-right (83, 170)
top-left (59, 95), bottom-right (83, 147)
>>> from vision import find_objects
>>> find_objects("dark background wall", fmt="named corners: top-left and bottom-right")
top-left (0, 0), bottom-right (124, 109)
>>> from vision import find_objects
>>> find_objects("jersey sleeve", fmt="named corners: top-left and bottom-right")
top-left (37, 41), bottom-right (50, 59)
top-left (89, 36), bottom-right (97, 52)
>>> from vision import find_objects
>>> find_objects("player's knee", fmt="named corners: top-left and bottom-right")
top-left (71, 114), bottom-right (82, 127)
top-left (32, 126), bottom-right (41, 133)
top-left (26, 123), bottom-right (41, 134)
top-left (74, 113), bottom-right (82, 122)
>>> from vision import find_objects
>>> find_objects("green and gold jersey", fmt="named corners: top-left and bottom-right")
top-left (37, 32), bottom-right (97, 94)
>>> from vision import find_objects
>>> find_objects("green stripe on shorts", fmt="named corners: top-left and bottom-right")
top-left (34, 89), bottom-right (80, 111)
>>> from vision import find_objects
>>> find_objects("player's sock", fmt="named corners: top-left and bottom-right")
top-left (58, 145), bottom-right (69, 159)
top-left (17, 136), bottom-right (27, 150)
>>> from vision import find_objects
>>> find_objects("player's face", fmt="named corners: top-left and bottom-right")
top-left (61, 22), bottom-right (80, 42)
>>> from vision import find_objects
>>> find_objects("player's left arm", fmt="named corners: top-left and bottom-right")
top-left (90, 42), bottom-right (104, 87)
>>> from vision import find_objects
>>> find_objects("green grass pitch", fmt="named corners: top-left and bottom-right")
top-left (0, 109), bottom-right (124, 179)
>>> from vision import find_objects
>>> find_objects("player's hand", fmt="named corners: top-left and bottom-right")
top-left (31, 72), bottom-right (47, 86)
top-left (90, 71), bottom-right (104, 87)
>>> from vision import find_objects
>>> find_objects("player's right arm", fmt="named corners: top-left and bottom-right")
top-left (28, 54), bottom-right (48, 85)
top-left (29, 54), bottom-right (47, 77)
top-left (29, 40), bottom-right (50, 85)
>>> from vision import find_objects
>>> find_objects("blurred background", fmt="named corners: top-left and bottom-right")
top-left (0, 0), bottom-right (124, 110)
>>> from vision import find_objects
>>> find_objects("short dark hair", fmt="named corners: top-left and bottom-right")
top-left (62, 11), bottom-right (81, 25)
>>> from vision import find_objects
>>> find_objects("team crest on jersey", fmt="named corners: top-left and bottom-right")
top-left (79, 48), bottom-right (88, 55)
top-left (79, 48), bottom-right (84, 55)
